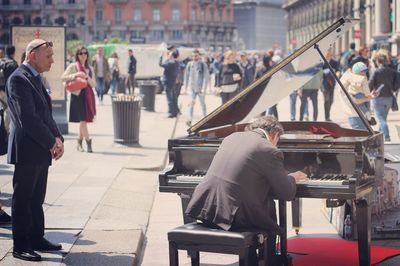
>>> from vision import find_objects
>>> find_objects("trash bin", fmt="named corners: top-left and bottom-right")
top-left (138, 80), bottom-right (157, 111)
top-left (116, 77), bottom-right (126, 94)
top-left (111, 95), bottom-right (142, 144)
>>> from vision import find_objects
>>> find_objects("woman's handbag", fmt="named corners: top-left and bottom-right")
top-left (65, 77), bottom-right (87, 96)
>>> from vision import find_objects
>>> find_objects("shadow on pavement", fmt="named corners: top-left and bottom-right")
top-left (63, 252), bottom-right (134, 266)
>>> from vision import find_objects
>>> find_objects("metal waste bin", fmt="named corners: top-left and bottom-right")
top-left (116, 77), bottom-right (126, 94)
top-left (111, 95), bottom-right (142, 144)
top-left (138, 80), bottom-right (157, 111)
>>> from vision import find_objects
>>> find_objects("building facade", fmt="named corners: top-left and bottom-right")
top-left (0, 0), bottom-right (236, 50)
top-left (283, 0), bottom-right (400, 57)
top-left (234, 0), bottom-right (286, 51)
top-left (0, 0), bottom-right (87, 45)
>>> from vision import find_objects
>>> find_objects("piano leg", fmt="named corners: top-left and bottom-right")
top-left (355, 199), bottom-right (371, 266)
top-left (179, 193), bottom-right (196, 224)
top-left (278, 200), bottom-right (289, 266)
top-left (291, 198), bottom-right (302, 235)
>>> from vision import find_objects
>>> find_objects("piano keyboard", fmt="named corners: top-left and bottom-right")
top-left (300, 174), bottom-right (351, 186)
top-left (173, 173), bottom-right (352, 187)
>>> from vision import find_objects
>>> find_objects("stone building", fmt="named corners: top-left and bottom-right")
top-left (0, 0), bottom-right (87, 45)
top-left (234, 0), bottom-right (286, 51)
top-left (0, 0), bottom-right (236, 50)
top-left (283, 0), bottom-right (400, 57)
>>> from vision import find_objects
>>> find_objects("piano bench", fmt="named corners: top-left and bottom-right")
top-left (168, 222), bottom-right (268, 266)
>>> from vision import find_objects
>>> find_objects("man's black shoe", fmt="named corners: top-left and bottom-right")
top-left (32, 238), bottom-right (62, 251)
top-left (13, 248), bottom-right (41, 261)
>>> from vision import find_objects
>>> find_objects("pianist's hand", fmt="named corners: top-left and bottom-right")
top-left (289, 171), bottom-right (309, 183)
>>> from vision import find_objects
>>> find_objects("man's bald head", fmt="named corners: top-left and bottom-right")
top-left (25, 39), bottom-right (54, 73)
top-left (26, 39), bottom-right (47, 56)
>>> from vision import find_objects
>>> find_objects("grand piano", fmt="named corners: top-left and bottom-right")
top-left (159, 18), bottom-right (384, 266)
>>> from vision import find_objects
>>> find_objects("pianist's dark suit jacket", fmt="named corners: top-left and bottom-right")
top-left (185, 130), bottom-right (296, 235)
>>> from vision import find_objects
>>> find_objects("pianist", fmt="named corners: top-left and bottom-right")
top-left (185, 116), bottom-right (308, 264)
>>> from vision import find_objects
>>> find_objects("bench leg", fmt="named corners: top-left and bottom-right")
top-left (169, 242), bottom-right (179, 266)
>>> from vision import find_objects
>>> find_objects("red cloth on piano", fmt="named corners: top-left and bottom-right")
top-left (310, 126), bottom-right (339, 138)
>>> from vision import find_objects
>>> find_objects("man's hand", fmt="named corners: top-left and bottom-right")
top-left (50, 137), bottom-right (64, 160)
top-left (289, 171), bottom-right (309, 183)
top-left (233, 73), bottom-right (241, 81)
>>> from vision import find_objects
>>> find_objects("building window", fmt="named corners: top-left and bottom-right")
top-left (120, 31), bottom-right (126, 40)
top-left (192, 7), bottom-right (197, 20)
top-left (131, 30), bottom-right (143, 38)
top-left (171, 30), bottom-right (183, 40)
top-left (68, 0), bottom-right (75, 4)
top-left (153, 8), bottom-right (160, 22)
top-left (218, 8), bottom-right (223, 21)
top-left (44, 15), bottom-right (51, 25)
top-left (172, 8), bottom-right (180, 22)
top-left (210, 7), bottom-right (214, 21)
top-left (68, 14), bottom-right (75, 26)
top-left (45, 0), bottom-right (52, 4)
top-left (96, 9), bottom-right (103, 23)
top-left (23, 0), bottom-right (31, 4)
top-left (23, 14), bottom-right (31, 25)
top-left (226, 8), bottom-right (230, 21)
top-left (3, 16), bottom-right (9, 26)
top-left (115, 7), bottom-right (122, 25)
top-left (2, 0), bottom-right (10, 5)
top-left (134, 9), bottom-right (141, 21)
top-left (150, 30), bottom-right (164, 41)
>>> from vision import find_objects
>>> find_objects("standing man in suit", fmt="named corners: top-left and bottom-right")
top-left (186, 116), bottom-right (307, 265)
top-left (6, 39), bottom-right (64, 262)
top-left (127, 49), bottom-right (137, 94)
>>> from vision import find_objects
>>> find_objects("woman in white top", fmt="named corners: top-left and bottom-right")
top-left (338, 62), bottom-right (378, 129)
top-left (61, 46), bottom-right (96, 152)
top-left (108, 52), bottom-right (120, 95)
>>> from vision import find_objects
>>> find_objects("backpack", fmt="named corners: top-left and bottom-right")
top-left (0, 107), bottom-right (7, 155)
top-left (0, 58), bottom-right (16, 92)
top-left (0, 59), bottom-right (6, 91)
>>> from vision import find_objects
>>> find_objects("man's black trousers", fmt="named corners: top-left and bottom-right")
top-left (12, 162), bottom-right (49, 249)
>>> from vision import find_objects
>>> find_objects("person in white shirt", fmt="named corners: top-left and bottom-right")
top-left (183, 49), bottom-right (209, 127)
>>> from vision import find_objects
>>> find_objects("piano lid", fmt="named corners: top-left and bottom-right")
top-left (189, 18), bottom-right (359, 134)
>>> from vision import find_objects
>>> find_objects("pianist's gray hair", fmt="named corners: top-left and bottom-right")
top-left (245, 116), bottom-right (284, 136)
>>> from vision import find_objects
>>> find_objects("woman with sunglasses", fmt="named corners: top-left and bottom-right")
top-left (61, 46), bottom-right (96, 152)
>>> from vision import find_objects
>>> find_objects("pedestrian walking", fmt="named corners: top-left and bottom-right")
top-left (322, 49), bottom-right (340, 121)
top-left (91, 47), bottom-right (111, 104)
top-left (217, 50), bottom-right (242, 104)
top-left (62, 46), bottom-right (96, 152)
top-left (159, 49), bottom-right (180, 118)
top-left (6, 39), bottom-right (64, 262)
top-left (339, 62), bottom-right (377, 129)
top-left (108, 52), bottom-right (120, 95)
top-left (127, 49), bottom-right (137, 94)
top-left (299, 70), bottom-right (323, 121)
top-left (239, 51), bottom-right (256, 91)
top-left (0, 45), bottom-right (19, 131)
top-left (183, 49), bottom-right (209, 127)
top-left (368, 54), bottom-right (400, 142)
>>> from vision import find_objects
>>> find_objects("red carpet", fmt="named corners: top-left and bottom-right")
top-left (287, 238), bottom-right (400, 266)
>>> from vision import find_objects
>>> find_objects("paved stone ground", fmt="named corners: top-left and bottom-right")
top-left (0, 87), bottom-right (399, 265)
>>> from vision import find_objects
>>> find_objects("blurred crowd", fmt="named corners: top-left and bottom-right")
top-left (155, 42), bottom-right (399, 142)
